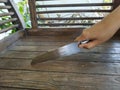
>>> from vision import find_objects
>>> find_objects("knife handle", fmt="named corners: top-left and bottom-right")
top-left (78, 40), bottom-right (89, 46)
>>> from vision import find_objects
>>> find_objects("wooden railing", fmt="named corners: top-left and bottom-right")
top-left (28, 0), bottom-right (120, 29)
top-left (0, 0), bottom-right (25, 52)
top-left (0, 0), bottom-right (25, 34)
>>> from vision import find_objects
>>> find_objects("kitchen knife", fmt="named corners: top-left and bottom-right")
top-left (31, 40), bottom-right (89, 66)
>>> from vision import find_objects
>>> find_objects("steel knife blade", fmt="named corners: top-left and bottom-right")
top-left (31, 40), bottom-right (89, 66)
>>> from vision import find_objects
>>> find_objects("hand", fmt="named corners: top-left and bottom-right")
top-left (74, 22), bottom-right (118, 49)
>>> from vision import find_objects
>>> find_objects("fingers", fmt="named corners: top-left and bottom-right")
top-left (78, 40), bottom-right (100, 49)
top-left (74, 34), bottom-right (87, 42)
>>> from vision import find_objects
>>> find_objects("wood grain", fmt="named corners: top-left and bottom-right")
top-left (0, 70), bottom-right (120, 90)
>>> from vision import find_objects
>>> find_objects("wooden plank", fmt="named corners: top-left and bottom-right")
top-left (0, 5), bottom-right (11, 9)
top-left (14, 39), bottom-right (120, 48)
top-left (27, 28), bottom-right (83, 36)
top-left (0, 51), bottom-right (44, 59)
top-left (38, 23), bottom-right (94, 26)
top-left (28, 0), bottom-right (37, 29)
top-left (8, 42), bottom-right (120, 53)
top-left (0, 24), bottom-right (19, 34)
top-left (1, 53), bottom-right (120, 72)
top-left (8, 45), bottom-right (62, 52)
top-left (0, 30), bottom-right (24, 52)
top-left (15, 41), bottom-right (71, 46)
top-left (37, 17), bottom-right (104, 20)
top-left (5, 0), bottom-right (26, 29)
top-left (0, 12), bottom-right (14, 17)
top-left (36, 3), bottom-right (113, 8)
top-left (0, 87), bottom-right (30, 90)
top-left (0, 18), bottom-right (17, 25)
top-left (13, 36), bottom-right (76, 42)
top-left (0, 0), bottom-right (7, 3)
top-left (37, 10), bottom-right (112, 14)
top-left (0, 70), bottom-right (120, 90)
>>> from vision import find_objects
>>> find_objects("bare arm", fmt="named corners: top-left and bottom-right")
top-left (75, 5), bottom-right (120, 49)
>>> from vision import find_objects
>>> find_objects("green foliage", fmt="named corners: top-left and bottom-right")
top-left (0, 10), bottom-right (14, 31)
top-left (17, 0), bottom-right (31, 28)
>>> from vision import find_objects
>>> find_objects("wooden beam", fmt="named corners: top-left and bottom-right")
top-left (0, 0), bottom-right (7, 3)
top-left (36, 3), bottom-right (113, 8)
top-left (37, 10), bottom-right (112, 14)
top-left (37, 17), bottom-right (104, 20)
top-left (28, 0), bottom-right (38, 29)
top-left (38, 23), bottom-right (94, 26)
top-left (0, 5), bottom-right (11, 9)
top-left (0, 12), bottom-right (14, 17)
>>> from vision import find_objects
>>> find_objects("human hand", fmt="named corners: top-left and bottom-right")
top-left (74, 22), bottom-right (118, 49)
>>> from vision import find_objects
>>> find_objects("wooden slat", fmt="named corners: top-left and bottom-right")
top-left (0, 24), bottom-right (19, 34)
top-left (38, 23), bottom-right (94, 26)
top-left (0, 0), bottom-right (7, 3)
top-left (37, 10), bottom-right (112, 14)
top-left (0, 51), bottom-right (44, 59)
top-left (0, 5), bottom-right (11, 9)
top-left (1, 57), bottom-right (120, 73)
top-left (28, 28), bottom-right (83, 35)
top-left (5, 0), bottom-right (26, 29)
top-left (0, 18), bottom-right (17, 25)
top-left (38, 17), bottom-right (103, 20)
top-left (36, 3), bottom-right (113, 8)
top-left (9, 45), bottom-right (62, 52)
top-left (0, 12), bottom-right (14, 17)
top-left (0, 70), bottom-right (120, 90)
top-left (0, 87), bottom-right (30, 90)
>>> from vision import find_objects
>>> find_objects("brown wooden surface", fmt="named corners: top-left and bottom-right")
top-left (28, 0), bottom-right (38, 29)
top-left (0, 29), bottom-right (120, 90)
top-left (0, 30), bottom-right (25, 52)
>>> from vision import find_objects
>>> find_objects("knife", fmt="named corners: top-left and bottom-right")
top-left (31, 40), bottom-right (89, 66)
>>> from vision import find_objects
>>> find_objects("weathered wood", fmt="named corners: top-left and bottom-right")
top-left (38, 17), bottom-right (104, 20)
top-left (0, 30), bottom-right (24, 52)
top-left (0, 12), bottom-right (14, 17)
top-left (0, 87), bottom-right (31, 90)
top-left (38, 23), bottom-right (94, 26)
top-left (27, 28), bottom-right (83, 36)
top-left (0, 51), bottom-right (44, 59)
top-left (37, 10), bottom-right (112, 14)
top-left (28, 0), bottom-right (38, 29)
top-left (0, 18), bottom-right (17, 25)
top-left (0, 5), bottom-right (11, 9)
top-left (5, 0), bottom-right (25, 29)
top-left (8, 45), bottom-right (62, 52)
top-left (0, 0), bottom-right (7, 3)
top-left (36, 3), bottom-right (113, 8)
top-left (0, 24), bottom-right (19, 34)
top-left (1, 58), bottom-right (120, 74)
top-left (0, 70), bottom-right (120, 90)
top-left (15, 41), bottom-right (71, 46)
top-left (112, 0), bottom-right (120, 10)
